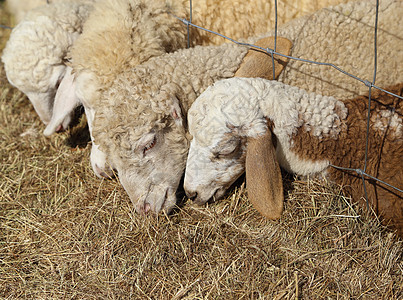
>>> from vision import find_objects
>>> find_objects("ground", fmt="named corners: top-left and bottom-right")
top-left (0, 2), bottom-right (402, 299)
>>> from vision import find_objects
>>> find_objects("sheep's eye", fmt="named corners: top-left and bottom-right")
top-left (213, 139), bottom-right (241, 160)
top-left (143, 136), bottom-right (156, 155)
top-left (55, 77), bottom-right (62, 90)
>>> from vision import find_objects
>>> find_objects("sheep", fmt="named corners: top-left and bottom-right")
top-left (45, 0), bottom-right (355, 178)
top-left (1, 1), bottom-right (94, 129)
top-left (183, 77), bottom-right (403, 236)
top-left (75, 0), bottom-right (402, 216)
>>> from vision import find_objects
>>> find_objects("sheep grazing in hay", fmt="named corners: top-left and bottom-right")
top-left (45, 0), bottom-right (355, 178)
top-left (184, 77), bottom-right (403, 236)
top-left (1, 1), bottom-right (403, 298)
top-left (74, 0), bottom-right (401, 216)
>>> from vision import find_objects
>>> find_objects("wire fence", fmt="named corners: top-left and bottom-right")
top-left (1, 0), bottom-right (402, 210)
top-left (174, 0), bottom-right (403, 211)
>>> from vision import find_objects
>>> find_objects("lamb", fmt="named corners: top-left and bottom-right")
top-left (1, 1), bottom-right (94, 129)
top-left (77, 0), bottom-right (402, 216)
top-left (183, 77), bottom-right (403, 236)
top-left (45, 0), bottom-right (355, 178)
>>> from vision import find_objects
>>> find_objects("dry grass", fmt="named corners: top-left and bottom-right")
top-left (0, 3), bottom-right (402, 299)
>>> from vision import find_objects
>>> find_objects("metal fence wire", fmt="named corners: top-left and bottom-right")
top-left (174, 0), bottom-right (403, 211)
top-left (0, 0), bottom-right (402, 209)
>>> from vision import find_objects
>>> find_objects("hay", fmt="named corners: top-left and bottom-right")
top-left (0, 3), bottom-right (402, 299)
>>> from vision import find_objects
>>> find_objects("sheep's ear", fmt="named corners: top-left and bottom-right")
top-left (44, 66), bottom-right (80, 136)
top-left (170, 97), bottom-right (184, 128)
top-left (235, 36), bottom-right (292, 80)
top-left (156, 83), bottom-right (185, 128)
top-left (245, 121), bottom-right (284, 219)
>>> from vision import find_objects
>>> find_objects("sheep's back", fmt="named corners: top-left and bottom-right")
top-left (191, 0), bottom-right (356, 46)
top-left (70, 0), bottom-right (189, 80)
top-left (92, 43), bottom-right (248, 146)
top-left (274, 0), bottom-right (403, 99)
top-left (333, 84), bottom-right (403, 236)
top-left (286, 81), bottom-right (403, 234)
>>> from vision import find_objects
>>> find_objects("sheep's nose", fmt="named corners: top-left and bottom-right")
top-left (185, 190), bottom-right (198, 201)
top-left (94, 164), bottom-right (115, 179)
top-left (55, 124), bottom-right (65, 133)
top-left (137, 202), bottom-right (151, 215)
top-left (143, 203), bottom-right (151, 214)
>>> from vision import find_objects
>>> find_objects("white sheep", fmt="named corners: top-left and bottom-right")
top-left (79, 0), bottom-right (402, 215)
top-left (46, 0), bottom-right (281, 178)
top-left (46, 0), bottom-right (355, 178)
top-left (1, 1), bottom-right (94, 129)
top-left (183, 77), bottom-right (403, 236)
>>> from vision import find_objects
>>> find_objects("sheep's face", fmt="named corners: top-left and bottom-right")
top-left (5, 64), bottom-right (67, 125)
top-left (184, 78), bottom-right (267, 204)
top-left (185, 129), bottom-right (247, 205)
top-left (110, 123), bottom-right (189, 214)
top-left (95, 91), bottom-right (189, 215)
top-left (2, 21), bottom-right (80, 126)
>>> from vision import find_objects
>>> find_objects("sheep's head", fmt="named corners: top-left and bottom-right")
top-left (93, 83), bottom-right (189, 214)
top-left (1, 15), bottom-right (80, 127)
top-left (184, 78), bottom-right (268, 205)
top-left (2, 56), bottom-right (68, 125)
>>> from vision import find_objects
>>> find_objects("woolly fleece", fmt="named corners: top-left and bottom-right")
top-left (69, 0), bottom-right (355, 107)
top-left (262, 0), bottom-right (403, 100)
top-left (1, 1), bottom-right (93, 123)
